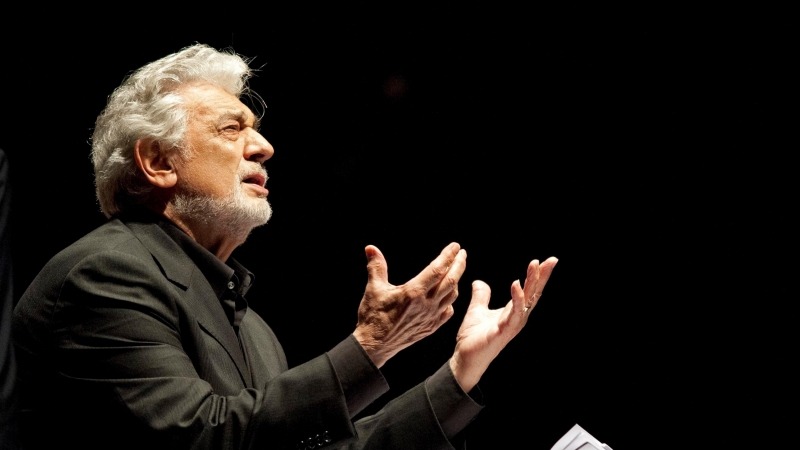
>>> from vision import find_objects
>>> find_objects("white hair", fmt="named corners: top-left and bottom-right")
top-left (91, 44), bottom-right (254, 217)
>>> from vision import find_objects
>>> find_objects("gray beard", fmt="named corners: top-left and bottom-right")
top-left (172, 184), bottom-right (272, 242)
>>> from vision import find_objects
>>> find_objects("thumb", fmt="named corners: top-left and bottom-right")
top-left (468, 280), bottom-right (491, 310)
top-left (365, 245), bottom-right (389, 284)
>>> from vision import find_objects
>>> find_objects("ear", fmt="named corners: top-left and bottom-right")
top-left (134, 138), bottom-right (178, 188)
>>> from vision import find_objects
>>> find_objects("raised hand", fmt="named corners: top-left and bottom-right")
top-left (449, 257), bottom-right (558, 392)
top-left (353, 243), bottom-right (467, 368)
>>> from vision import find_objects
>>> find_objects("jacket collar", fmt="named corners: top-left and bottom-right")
top-left (126, 217), bottom-right (195, 289)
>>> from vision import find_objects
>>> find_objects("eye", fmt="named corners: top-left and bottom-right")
top-left (220, 123), bottom-right (242, 138)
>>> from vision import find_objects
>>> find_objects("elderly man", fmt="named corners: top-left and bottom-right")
top-left (13, 44), bottom-right (557, 450)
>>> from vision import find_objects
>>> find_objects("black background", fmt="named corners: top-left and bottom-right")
top-left (1, 11), bottom-right (794, 449)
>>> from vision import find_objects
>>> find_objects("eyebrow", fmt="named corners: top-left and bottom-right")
top-left (217, 110), bottom-right (260, 131)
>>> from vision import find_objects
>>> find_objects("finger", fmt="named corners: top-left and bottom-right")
top-left (529, 257), bottom-right (558, 300)
top-left (433, 249), bottom-right (467, 303)
top-left (437, 305), bottom-right (455, 326)
top-left (537, 257), bottom-right (558, 287)
top-left (438, 285), bottom-right (459, 309)
top-left (523, 259), bottom-right (540, 304)
top-left (409, 242), bottom-right (461, 292)
top-left (365, 245), bottom-right (389, 285)
top-left (467, 280), bottom-right (491, 311)
top-left (510, 279), bottom-right (526, 315)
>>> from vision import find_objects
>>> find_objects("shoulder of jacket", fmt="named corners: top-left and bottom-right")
top-left (46, 219), bottom-right (148, 271)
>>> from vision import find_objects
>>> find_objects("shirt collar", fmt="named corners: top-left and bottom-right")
top-left (122, 209), bottom-right (254, 329)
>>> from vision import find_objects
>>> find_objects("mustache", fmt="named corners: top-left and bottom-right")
top-left (238, 164), bottom-right (268, 183)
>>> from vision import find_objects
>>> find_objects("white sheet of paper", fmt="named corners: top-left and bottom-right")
top-left (576, 443), bottom-right (604, 450)
top-left (551, 424), bottom-right (612, 450)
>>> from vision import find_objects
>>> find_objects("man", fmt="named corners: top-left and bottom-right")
top-left (13, 44), bottom-right (557, 449)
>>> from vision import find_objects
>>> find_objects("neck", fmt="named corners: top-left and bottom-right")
top-left (161, 204), bottom-right (250, 262)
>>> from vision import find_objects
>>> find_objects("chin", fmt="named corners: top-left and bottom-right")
top-left (232, 198), bottom-right (272, 233)
top-left (173, 191), bottom-right (272, 238)
top-left (248, 200), bottom-right (273, 226)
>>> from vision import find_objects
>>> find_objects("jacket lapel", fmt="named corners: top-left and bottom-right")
top-left (127, 220), bottom-right (253, 388)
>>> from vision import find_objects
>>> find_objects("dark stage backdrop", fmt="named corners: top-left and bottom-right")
top-left (1, 16), bottom-right (793, 450)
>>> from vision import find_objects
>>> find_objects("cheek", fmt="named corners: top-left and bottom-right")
top-left (179, 139), bottom-right (243, 193)
top-left (181, 163), bottom-right (239, 195)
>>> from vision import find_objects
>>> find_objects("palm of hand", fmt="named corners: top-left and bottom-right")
top-left (454, 283), bottom-right (521, 369)
top-left (450, 257), bottom-right (558, 392)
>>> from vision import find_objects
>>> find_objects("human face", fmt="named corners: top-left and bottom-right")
top-left (172, 83), bottom-right (274, 234)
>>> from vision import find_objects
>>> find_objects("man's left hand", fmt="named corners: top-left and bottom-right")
top-left (449, 257), bottom-right (558, 392)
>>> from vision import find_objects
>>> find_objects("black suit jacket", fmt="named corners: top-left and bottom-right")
top-left (13, 215), bottom-right (479, 450)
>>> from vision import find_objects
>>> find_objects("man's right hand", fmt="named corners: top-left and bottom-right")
top-left (353, 243), bottom-right (467, 368)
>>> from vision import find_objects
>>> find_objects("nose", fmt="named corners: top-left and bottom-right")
top-left (244, 128), bottom-right (274, 163)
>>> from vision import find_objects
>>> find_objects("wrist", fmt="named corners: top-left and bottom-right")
top-left (449, 354), bottom-right (480, 393)
top-left (352, 329), bottom-right (388, 368)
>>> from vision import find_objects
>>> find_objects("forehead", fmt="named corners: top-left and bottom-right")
top-left (178, 82), bottom-right (254, 122)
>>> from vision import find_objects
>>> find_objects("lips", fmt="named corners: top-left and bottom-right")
top-left (242, 173), bottom-right (266, 187)
top-left (240, 167), bottom-right (269, 196)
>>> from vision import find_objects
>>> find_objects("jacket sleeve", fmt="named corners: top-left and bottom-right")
top-left (326, 338), bottom-right (484, 450)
